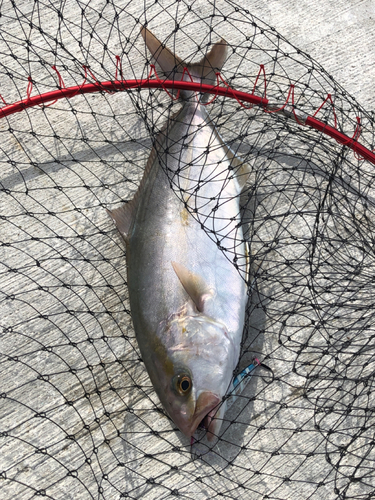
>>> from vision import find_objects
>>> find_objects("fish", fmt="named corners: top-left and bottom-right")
top-left (108, 26), bottom-right (250, 441)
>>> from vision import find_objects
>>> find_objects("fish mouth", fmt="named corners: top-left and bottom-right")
top-left (188, 392), bottom-right (221, 439)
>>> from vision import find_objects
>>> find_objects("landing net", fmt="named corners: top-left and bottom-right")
top-left (1, 1), bottom-right (374, 499)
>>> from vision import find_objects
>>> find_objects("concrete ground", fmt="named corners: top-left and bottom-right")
top-left (0, 1), bottom-right (374, 499)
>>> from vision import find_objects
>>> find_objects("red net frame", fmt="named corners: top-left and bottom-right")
top-left (1, 62), bottom-right (374, 164)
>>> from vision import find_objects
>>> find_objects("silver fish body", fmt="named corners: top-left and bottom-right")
top-left (109, 28), bottom-right (248, 439)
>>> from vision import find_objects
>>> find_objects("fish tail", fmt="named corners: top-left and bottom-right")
top-left (140, 26), bottom-right (227, 100)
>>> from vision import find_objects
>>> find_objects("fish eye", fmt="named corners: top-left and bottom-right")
top-left (180, 377), bottom-right (190, 392)
top-left (173, 374), bottom-right (192, 395)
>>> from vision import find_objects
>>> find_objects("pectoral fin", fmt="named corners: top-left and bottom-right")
top-left (171, 261), bottom-right (213, 312)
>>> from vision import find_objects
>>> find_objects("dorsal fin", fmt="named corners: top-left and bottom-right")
top-left (106, 204), bottom-right (133, 239)
top-left (107, 146), bottom-right (158, 241)
top-left (107, 106), bottom-right (182, 241)
top-left (171, 261), bottom-right (213, 312)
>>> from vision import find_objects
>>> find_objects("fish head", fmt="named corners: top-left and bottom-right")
top-left (153, 312), bottom-right (237, 440)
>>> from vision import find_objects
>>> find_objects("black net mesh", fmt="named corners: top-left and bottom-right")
top-left (1, 1), bottom-right (375, 499)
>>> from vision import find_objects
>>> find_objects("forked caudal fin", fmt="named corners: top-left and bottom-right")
top-left (140, 26), bottom-right (251, 190)
top-left (140, 26), bottom-right (227, 100)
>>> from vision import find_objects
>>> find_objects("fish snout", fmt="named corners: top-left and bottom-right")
top-left (186, 391), bottom-right (221, 437)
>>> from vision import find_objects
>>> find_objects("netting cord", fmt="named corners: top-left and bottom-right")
top-left (1, 63), bottom-right (374, 165)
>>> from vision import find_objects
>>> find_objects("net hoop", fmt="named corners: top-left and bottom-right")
top-left (1, 69), bottom-right (374, 165)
